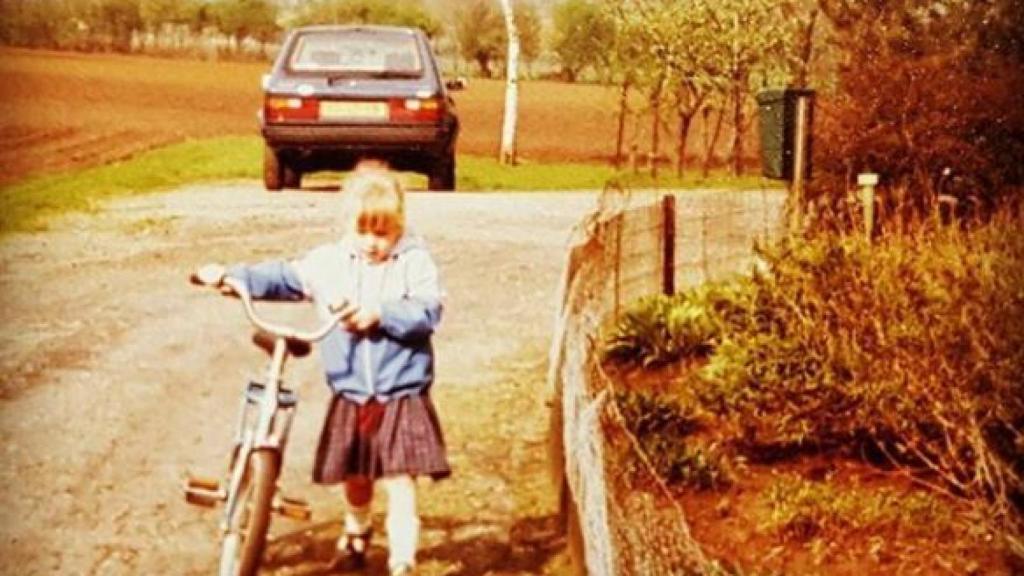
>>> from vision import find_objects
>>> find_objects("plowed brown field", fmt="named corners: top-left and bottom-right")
top-left (0, 47), bottom-right (634, 185)
top-left (0, 48), bottom-right (266, 184)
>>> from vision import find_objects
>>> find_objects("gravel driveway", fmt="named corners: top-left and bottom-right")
top-left (0, 184), bottom-right (598, 575)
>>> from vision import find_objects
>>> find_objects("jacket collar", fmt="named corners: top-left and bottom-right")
top-left (339, 230), bottom-right (424, 261)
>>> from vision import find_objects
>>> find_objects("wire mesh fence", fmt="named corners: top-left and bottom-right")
top-left (548, 185), bottom-right (786, 575)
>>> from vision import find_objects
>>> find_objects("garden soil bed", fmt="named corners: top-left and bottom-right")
top-left (603, 362), bottom-right (1015, 575)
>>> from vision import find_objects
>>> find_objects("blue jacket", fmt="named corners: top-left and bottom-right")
top-left (227, 233), bottom-right (443, 404)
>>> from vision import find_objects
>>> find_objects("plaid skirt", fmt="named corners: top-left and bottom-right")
top-left (312, 393), bottom-right (451, 483)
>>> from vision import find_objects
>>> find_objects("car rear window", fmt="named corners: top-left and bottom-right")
top-left (288, 30), bottom-right (424, 77)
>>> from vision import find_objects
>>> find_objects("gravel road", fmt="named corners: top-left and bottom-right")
top-left (0, 184), bottom-right (599, 575)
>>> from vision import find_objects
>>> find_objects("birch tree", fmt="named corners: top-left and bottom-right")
top-left (498, 0), bottom-right (520, 165)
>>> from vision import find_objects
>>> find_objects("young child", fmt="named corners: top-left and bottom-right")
top-left (197, 167), bottom-right (449, 576)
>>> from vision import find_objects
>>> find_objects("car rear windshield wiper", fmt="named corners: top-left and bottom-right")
top-left (327, 71), bottom-right (422, 84)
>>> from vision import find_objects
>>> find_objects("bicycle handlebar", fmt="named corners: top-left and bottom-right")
top-left (191, 272), bottom-right (341, 344)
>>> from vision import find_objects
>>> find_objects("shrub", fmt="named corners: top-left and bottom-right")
top-left (811, 1), bottom-right (1024, 221)
top-left (603, 281), bottom-right (754, 367)
top-left (604, 214), bottom-right (1024, 545)
top-left (614, 389), bottom-right (733, 490)
top-left (702, 222), bottom-right (1023, 522)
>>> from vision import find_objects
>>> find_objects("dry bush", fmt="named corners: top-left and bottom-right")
top-left (603, 212), bottom-right (1024, 555)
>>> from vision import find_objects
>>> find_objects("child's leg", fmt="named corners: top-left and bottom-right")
top-left (343, 476), bottom-right (374, 535)
top-left (379, 475), bottom-right (418, 570)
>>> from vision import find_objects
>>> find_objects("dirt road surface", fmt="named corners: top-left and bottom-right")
top-left (0, 185), bottom-right (598, 575)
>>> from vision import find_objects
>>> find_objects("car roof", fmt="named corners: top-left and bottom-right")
top-left (291, 25), bottom-right (422, 36)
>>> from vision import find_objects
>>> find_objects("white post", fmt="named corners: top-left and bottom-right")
top-left (857, 172), bottom-right (879, 239)
top-left (498, 0), bottom-right (519, 165)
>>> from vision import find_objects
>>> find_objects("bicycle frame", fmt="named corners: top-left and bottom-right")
top-left (184, 275), bottom-right (343, 576)
top-left (221, 338), bottom-right (291, 534)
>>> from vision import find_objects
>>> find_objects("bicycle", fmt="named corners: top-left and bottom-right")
top-left (183, 273), bottom-right (344, 576)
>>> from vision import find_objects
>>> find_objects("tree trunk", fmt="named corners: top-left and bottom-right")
top-left (675, 113), bottom-right (694, 178)
top-left (477, 55), bottom-right (492, 78)
top-left (702, 101), bottom-right (726, 179)
top-left (498, 0), bottom-right (519, 165)
top-left (614, 81), bottom-right (630, 169)
top-left (730, 77), bottom-right (744, 176)
top-left (649, 72), bottom-right (666, 179)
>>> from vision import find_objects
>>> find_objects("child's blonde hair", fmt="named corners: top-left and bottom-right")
top-left (341, 165), bottom-right (405, 235)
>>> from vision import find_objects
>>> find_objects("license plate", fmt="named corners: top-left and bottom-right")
top-left (320, 101), bottom-right (389, 120)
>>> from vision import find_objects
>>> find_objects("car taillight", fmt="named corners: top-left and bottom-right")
top-left (388, 98), bottom-right (442, 122)
top-left (264, 96), bottom-right (319, 121)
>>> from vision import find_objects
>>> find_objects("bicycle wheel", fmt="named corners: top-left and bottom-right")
top-left (220, 450), bottom-right (278, 576)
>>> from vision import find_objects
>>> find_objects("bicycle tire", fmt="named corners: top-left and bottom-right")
top-left (221, 450), bottom-right (279, 576)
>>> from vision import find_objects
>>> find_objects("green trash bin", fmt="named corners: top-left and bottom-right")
top-left (756, 88), bottom-right (814, 180)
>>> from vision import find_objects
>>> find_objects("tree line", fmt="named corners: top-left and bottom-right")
top-left (2, 0), bottom-right (1020, 200)
top-left (553, 0), bottom-right (1024, 206)
top-left (0, 0), bottom-right (542, 65)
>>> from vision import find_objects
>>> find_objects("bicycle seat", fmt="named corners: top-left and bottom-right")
top-left (251, 330), bottom-right (313, 358)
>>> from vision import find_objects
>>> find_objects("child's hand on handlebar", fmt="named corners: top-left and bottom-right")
top-left (193, 263), bottom-right (226, 287)
top-left (329, 299), bottom-right (380, 333)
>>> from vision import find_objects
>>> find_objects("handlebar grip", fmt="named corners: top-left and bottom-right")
top-left (189, 272), bottom-right (205, 286)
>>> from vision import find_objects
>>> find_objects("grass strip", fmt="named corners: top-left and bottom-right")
top-left (1, 135), bottom-right (770, 234)
top-left (0, 136), bottom-right (261, 233)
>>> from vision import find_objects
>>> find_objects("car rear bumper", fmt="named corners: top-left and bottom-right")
top-left (263, 123), bottom-right (452, 151)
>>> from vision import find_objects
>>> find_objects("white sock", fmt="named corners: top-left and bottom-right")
top-left (381, 475), bottom-right (419, 569)
top-left (344, 501), bottom-right (372, 535)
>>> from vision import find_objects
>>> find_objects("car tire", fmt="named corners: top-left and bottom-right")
top-left (264, 146), bottom-right (283, 192)
top-left (282, 163), bottom-right (302, 190)
top-left (428, 154), bottom-right (456, 191)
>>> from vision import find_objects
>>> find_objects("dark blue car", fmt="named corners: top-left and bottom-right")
top-left (260, 25), bottom-right (462, 191)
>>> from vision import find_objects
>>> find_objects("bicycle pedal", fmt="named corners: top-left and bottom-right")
top-left (183, 475), bottom-right (225, 508)
top-left (274, 495), bottom-right (312, 520)
top-left (186, 474), bottom-right (220, 490)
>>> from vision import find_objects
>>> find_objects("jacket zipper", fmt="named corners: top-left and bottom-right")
top-left (363, 339), bottom-right (374, 397)
top-left (356, 259), bottom-right (376, 398)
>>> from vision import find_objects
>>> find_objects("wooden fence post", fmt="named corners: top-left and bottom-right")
top-left (663, 194), bottom-right (676, 295)
top-left (790, 91), bottom-right (813, 232)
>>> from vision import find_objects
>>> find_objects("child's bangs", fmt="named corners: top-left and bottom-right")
top-left (356, 209), bottom-right (402, 235)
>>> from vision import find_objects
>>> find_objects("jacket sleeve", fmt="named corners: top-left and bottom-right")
top-left (226, 260), bottom-right (307, 301)
top-left (378, 251), bottom-right (443, 341)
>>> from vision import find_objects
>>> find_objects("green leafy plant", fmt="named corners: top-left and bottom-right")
top-left (614, 389), bottom-right (733, 490)
top-left (758, 475), bottom-right (954, 542)
top-left (603, 280), bottom-right (755, 367)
